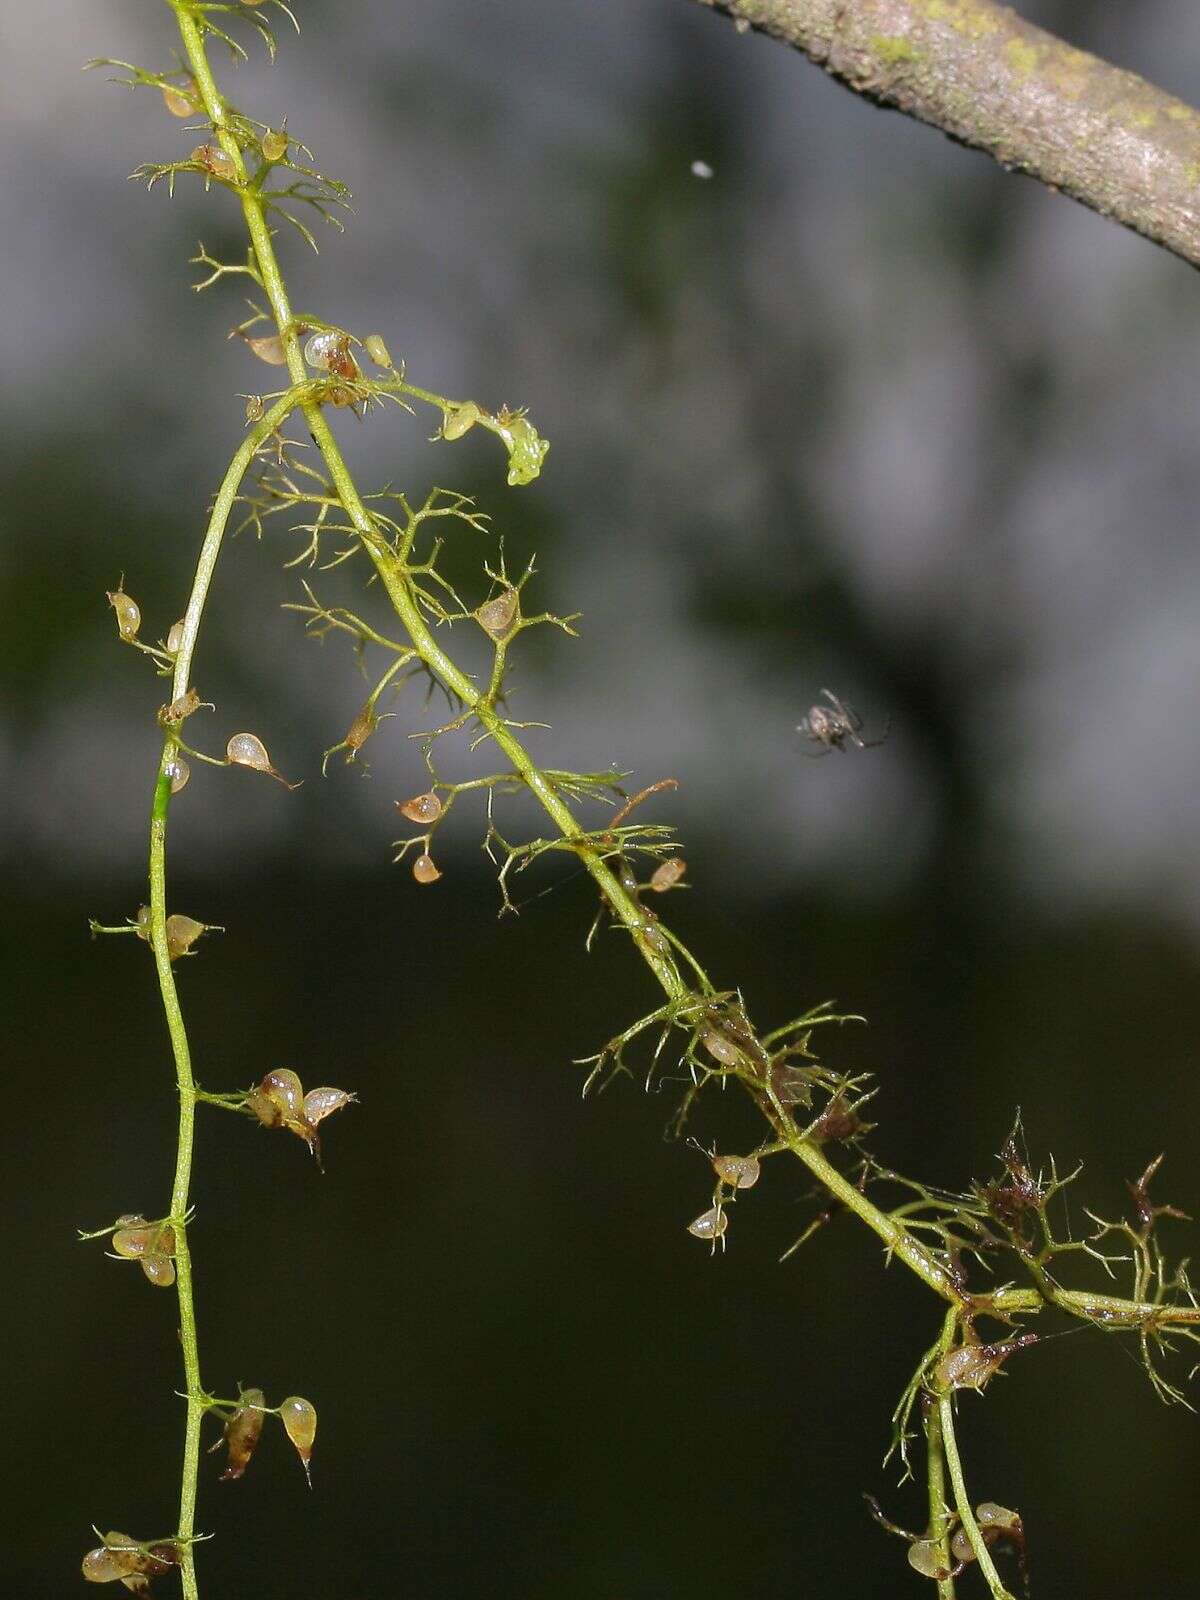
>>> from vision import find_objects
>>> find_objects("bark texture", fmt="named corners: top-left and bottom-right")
top-left (693, 0), bottom-right (1200, 270)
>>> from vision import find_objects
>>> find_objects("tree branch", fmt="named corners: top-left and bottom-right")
top-left (692, 0), bottom-right (1200, 271)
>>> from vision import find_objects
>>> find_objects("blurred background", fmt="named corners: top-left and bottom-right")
top-left (5, 0), bottom-right (1200, 1594)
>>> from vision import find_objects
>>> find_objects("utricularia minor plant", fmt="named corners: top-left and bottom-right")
top-left (83, 5), bottom-right (1199, 1598)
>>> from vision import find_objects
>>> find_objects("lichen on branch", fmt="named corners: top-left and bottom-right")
top-left (693, 0), bottom-right (1200, 271)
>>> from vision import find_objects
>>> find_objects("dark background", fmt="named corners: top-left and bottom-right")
top-left (5, 0), bottom-right (1200, 1595)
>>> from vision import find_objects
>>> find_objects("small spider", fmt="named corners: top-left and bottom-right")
top-left (796, 688), bottom-right (889, 757)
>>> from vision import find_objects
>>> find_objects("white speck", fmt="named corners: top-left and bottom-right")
top-left (690, 160), bottom-right (714, 180)
top-left (735, 17), bottom-right (751, 32)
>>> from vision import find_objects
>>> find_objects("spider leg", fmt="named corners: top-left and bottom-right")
top-left (856, 716), bottom-right (892, 750)
top-left (821, 687), bottom-right (863, 736)
top-left (801, 744), bottom-right (833, 759)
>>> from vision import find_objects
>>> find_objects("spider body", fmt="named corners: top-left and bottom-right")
top-left (797, 688), bottom-right (888, 756)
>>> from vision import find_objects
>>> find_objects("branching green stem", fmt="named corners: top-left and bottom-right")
top-left (171, 0), bottom-right (1200, 1331)
top-left (168, 0), bottom-right (970, 1318)
top-left (137, 7), bottom-right (1200, 1592)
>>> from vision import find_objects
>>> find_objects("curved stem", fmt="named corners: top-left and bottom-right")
top-left (145, 386), bottom-right (304, 1597)
top-left (175, 0), bottom-right (1188, 1328)
top-left (169, 3), bottom-right (962, 1306)
top-left (147, 770), bottom-right (202, 1600)
top-left (168, 0), bottom-right (1200, 1350)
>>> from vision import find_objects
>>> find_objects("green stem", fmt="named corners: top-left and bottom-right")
top-left (167, 0), bottom-right (1200, 1349)
top-left (321, 411), bottom-right (964, 1304)
top-left (145, 385), bottom-right (303, 1598)
top-left (938, 1394), bottom-right (1016, 1600)
top-left (170, 4), bottom-right (960, 1307)
top-left (927, 1307), bottom-right (959, 1600)
top-left (144, 9), bottom-right (1200, 1594)
top-left (147, 773), bottom-right (201, 1600)
top-left (987, 1282), bottom-right (1200, 1324)
top-left (926, 1403), bottom-right (956, 1600)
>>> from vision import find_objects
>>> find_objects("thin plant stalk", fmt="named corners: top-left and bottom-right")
top-left (926, 1308), bottom-right (958, 1600)
top-left (939, 1394), bottom-right (1017, 1600)
top-left (146, 387), bottom-right (305, 1600)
